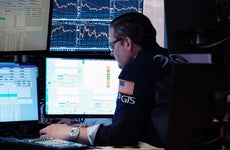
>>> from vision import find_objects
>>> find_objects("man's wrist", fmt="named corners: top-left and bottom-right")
top-left (69, 127), bottom-right (80, 141)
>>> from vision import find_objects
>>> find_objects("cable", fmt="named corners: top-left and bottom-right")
top-left (197, 35), bottom-right (230, 49)
top-left (74, 117), bottom-right (85, 123)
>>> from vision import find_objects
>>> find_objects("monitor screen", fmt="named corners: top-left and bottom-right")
top-left (164, 0), bottom-right (230, 54)
top-left (45, 56), bottom-right (121, 118)
top-left (49, 0), bottom-right (143, 53)
top-left (0, 63), bottom-right (39, 123)
top-left (0, 0), bottom-right (52, 53)
top-left (167, 64), bottom-right (230, 150)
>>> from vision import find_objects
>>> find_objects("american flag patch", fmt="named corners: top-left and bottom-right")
top-left (119, 79), bottom-right (135, 95)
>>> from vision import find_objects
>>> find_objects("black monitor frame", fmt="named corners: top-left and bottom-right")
top-left (48, 0), bottom-right (143, 54)
top-left (44, 54), bottom-right (120, 119)
top-left (0, 62), bottom-right (42, 137)
top-left (167, 64), bottom-right (230, 150)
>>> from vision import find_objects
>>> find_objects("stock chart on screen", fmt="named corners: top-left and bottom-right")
top-left (49, 0), bottom-right (143, 52)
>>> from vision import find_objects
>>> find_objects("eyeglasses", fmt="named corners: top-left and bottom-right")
top-left (108, 38), bottom-right (122, 51)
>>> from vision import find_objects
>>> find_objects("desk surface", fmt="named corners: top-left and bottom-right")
top-left (96, 142), bottom-right (163, 150)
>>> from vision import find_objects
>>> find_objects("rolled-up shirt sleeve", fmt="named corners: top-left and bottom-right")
top-left (87, 124), bottom-right (101, 145)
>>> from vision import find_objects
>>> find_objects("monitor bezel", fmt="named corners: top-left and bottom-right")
top-left (48, 0), bottom-right (143, 54)
top-left (0, 62), bottom-right (41, 124)
top-left (44, 54), bottom-right (119, 119)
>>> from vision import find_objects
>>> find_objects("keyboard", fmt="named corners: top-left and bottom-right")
top-left (0, 136), bottom-right (19, 149)
top-left (18, 137), bottom-right (88, 150)
top-left (0, 136), bottom-right (20, 143)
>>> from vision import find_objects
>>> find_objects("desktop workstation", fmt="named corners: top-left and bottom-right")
top-left (0, 0), bottom-right (148, 149)
top-left (1, 0), bottom-right (230, 149)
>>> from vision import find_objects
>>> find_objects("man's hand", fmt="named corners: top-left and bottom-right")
top-left (40, 124), bottom-right (72, 140)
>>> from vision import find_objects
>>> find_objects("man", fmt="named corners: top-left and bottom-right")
top-left (40, 12), bottom-right (172, 148)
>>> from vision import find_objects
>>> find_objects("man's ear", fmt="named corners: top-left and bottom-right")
top-left (123, 36), bottom-right (133, 52)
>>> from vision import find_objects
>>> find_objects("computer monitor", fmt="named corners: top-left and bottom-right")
top-left (164, 0), bottom-right (230, 54)
top-left (167, 64), bottom-right (230, 150)
top-left (49, 0), bottom-right (143, 53)
top-left (0, 0), bottom-right (52, 53)
top-left (45, 56), bottom-right (121, 118)
top-left (0, 63), bottom-right (39, 123)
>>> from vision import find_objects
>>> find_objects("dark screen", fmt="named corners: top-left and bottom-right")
top-left (167, 64), bottom-right (230, 150)
top-left (164, 0), bottom-right (230, 54)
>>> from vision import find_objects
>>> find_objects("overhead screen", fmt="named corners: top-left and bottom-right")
top-left (0, 0), bottom-right (52, 53)
top-left (49, 0), bottom-right (143, 53)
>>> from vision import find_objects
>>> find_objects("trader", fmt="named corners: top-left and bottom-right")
top-left (40, 12), bottom-right (172, 148)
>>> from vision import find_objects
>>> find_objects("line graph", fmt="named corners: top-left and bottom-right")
top-left (53, 0), bottom-right (78, 9)
top-left (50, 22), bottom-right (77, 47)
top-left (50, 21), bottom-right (109, 49)
top-left (80, 0), bottom-right (110, 19)
top-left (78, 24), bottom-right (109, 47)
top-left (52, 0), bottom-right (142, 19)
top-left (52, 0), bottom-right (79, 19)
top-left (113, 0), bottom-right (143, 18)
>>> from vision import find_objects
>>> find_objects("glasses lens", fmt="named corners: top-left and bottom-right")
top-left (109, 43), bottom-right (114, 51)
top-left (108, 39), bottom-right (121, 51)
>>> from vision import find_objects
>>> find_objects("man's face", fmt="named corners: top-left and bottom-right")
top-left (109, 27), bottom-right (132, 69)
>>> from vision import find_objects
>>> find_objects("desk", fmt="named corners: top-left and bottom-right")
top-left (96, 142), bottom-right (164, 150)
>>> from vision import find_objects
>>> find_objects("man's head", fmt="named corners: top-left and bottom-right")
top-left (109, 12), bottom-right (157, 68)
top-left (110, 12), bottom-right (157, 48)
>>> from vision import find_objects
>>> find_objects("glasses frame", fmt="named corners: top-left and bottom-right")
top-left (108, 38), bottom-right (122, 51)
